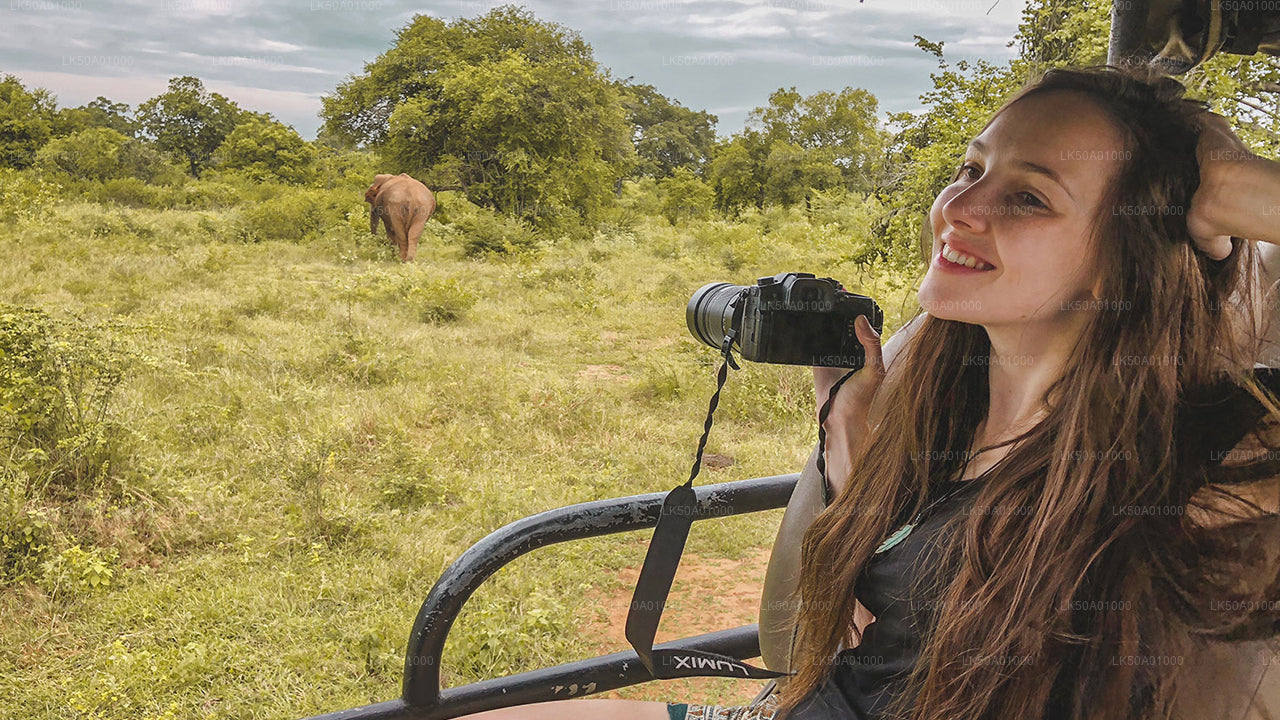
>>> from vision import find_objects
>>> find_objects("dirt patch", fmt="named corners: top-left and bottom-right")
top-left (579, 546), bottom-right (775, 706)
top-left (701, 453), bottom-right (735, 470)
top-left (577, 364), bottom-right (632, 381)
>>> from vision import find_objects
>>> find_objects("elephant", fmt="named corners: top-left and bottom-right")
top-left (364, 173), bottom-right (436, 262)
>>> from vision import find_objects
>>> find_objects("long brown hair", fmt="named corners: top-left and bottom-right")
top-left (779, 63), bottom-right (1280, 720)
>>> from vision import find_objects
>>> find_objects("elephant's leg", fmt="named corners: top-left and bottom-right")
top-left (392, 217), bottom-right (411, 262)
top-left (403, 215), bottom-right (428, 263)
top-left (380, 210), bottom-right (395, 244)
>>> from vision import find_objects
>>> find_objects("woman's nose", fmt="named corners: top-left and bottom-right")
top-left (941, 180), bottom-right (993, 235)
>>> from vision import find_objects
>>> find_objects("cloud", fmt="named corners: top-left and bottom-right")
top-left (0, 0), bottom-right (1028, 139)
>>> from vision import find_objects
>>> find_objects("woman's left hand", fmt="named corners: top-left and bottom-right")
top-left (1187, 112), bottom-right (1260, 260)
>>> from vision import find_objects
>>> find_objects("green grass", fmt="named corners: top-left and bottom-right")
top-left (0, 193), bottom-right (920, 719)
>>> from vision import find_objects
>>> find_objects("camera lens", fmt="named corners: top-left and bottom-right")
top-left (687, 283), bottom-right (746, 351)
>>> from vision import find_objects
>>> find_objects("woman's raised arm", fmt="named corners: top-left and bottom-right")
top-left (1188, 113), bottom-right (1280, 255)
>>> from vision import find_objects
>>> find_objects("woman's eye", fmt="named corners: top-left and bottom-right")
top-left (954, 163), bottom-right (980, 181)
top-left (1017, 192), bottom-right (1046, 208)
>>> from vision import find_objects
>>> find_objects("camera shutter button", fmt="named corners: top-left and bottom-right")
top-left (757, 276), bottom-right (776, 286)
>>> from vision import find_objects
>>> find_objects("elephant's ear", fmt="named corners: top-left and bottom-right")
top-left (366, 174), bottom-right (393, 203)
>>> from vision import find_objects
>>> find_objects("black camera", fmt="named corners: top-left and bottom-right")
top-left (686, 272), bottom-right (883, 369)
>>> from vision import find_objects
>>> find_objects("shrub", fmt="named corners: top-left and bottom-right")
top-left (0, 304), bottom-right (139, 495)
top-left (452, 209), bottom-right (539, 257)
top-left (35, 127), bottom-right (183, 185)
top-left (39, 544), bottom-right (116, 596)
top-left (0, 497), bottom-right (52, 584)
top-left (335, 268), bottom-right (478, 324)
top-left (89, 177), bottom-right (171, 209)
top-left (239, 190), bottom-right (332, 242)
top-left (214, 118), bottom-right (317, 184)
top-left (175, 180), bottom-right (241, 209)
top-left (658, 167), bottom-right (715, 225)
top-left (0, 167), bottom-right (62, 223)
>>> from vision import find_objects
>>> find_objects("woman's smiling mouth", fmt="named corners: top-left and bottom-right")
top-left (938, 241), bottom-right (996, 271)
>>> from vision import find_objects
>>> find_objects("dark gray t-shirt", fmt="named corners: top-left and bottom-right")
top-left (786, 473), bottom-right (988, 719)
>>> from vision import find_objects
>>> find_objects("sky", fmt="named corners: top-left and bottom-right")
top-left (0, 0), bottom-right (1028, 140)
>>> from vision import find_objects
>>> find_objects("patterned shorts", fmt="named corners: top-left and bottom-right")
top-left (667, 691), bottom-right (780, 720)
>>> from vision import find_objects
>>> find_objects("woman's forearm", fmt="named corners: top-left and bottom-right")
top-left (1208, 153), bottom-right (1280, 246)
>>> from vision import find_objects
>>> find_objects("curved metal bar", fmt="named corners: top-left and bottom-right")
top-left (400, 474), bottom-right (799, 708)
top-left (303, 625), bottom-right (764, 720)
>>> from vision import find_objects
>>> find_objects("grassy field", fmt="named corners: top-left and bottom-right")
top-left (0, 186), bottom-right (920, 719)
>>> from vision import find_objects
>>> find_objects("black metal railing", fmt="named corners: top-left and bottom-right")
top-left (302, 473), bottom-right (799, 720)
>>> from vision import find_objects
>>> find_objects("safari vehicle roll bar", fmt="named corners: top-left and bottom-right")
top-left (303, 473), bottom-right (799, 720)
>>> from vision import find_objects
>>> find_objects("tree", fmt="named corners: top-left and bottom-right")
top-left (321, 5), bottom-right (634, 223)
top-left (0, 75), bottom-right (57, 169)
top-left (658, 167), bottom-right (715, 224)
top-left (215, 117), bottom-right (317, 184)
top-left (762, 141), bottom-right (842, 208)
top-left (748, 85), bottom-right (886, 193)
top-left (1182, 54), bottom-right (1280, 159)
top-left (706, 83), bottom-right (885, 214)
top-left (616, 79), bottom-right (717, 178)
top-left (136, 76), bottom-right (244, 176)
top-left (54, 97), bottom-right (136, 138)
top-left (708, 134), bottom-right (766, 216)
top-left (36, 127), bottom-right (181, 184)
top-left (873, 40), bottom-right (1024, 271)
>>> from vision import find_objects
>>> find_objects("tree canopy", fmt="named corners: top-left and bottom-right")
top-left (616, 79), bottom-right (718, 178)
top-left (136, 76), bottom-right (245, 177)
top-left (36, 127), bottom-right (180, 185)
top-left (54, 97), bottom-right (136, 139)
top-left (321, 5), bottom-right (633, 223)
top-left (0, 75), bottom-right (57, 169)
top-left (872, 0), bottom-right (1280, 272)
top-left (215, 117), bottom-right (316, 184)
top-left (706, 85), bottom-right (887, 215)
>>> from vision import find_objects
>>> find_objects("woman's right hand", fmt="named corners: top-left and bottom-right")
top-left (813, 314), bottom-right (886, 498)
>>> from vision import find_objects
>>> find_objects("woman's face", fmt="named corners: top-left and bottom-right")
top-left (917, 90), bottom-right (1128, 331)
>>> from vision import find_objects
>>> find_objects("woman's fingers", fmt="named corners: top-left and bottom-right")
top-left (855, 314), bottom-right (884, 379)
top-left (1189, 230), bottom-right (1235, 261)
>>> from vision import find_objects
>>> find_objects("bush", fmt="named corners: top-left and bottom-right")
top-left (239, 190), bottom-right (336, 242)
top-left (35, 128), bottom-right (183, 185)
top-left (658, 167), bottom-right (715, 225)
top-left (0, 304), bottom-right (140, 495)
top-left (214, 118), bottom-right (317, 184)
top-left (0, 497), bottom-right (52, 584)
top-left (312, 144), bottom-right (380, 190)
top-left (451, 209), bottom-right (539, 257)
top-left (39, 544), bottom-right (115, 596)
top-left (0, 167), bottom-right (62, 223)
top-left (335, 268), bottom-right (478, 324)
top-left (89, 177), bottom-right (171, 209)
top-left (175, 180), bottom-right (241, 209)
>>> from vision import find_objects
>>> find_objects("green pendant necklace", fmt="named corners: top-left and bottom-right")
top-left (873, 464), bottom-right (987, 555)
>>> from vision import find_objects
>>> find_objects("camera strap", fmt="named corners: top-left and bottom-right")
top-left (624, 330), bottom-right (788, 680)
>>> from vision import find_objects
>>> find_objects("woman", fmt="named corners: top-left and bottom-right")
top-left (471, 63), bottom-right (1280, 720)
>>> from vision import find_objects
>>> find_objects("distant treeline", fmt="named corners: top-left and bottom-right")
top-left (2, 1), bottom-right (1275, 269)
